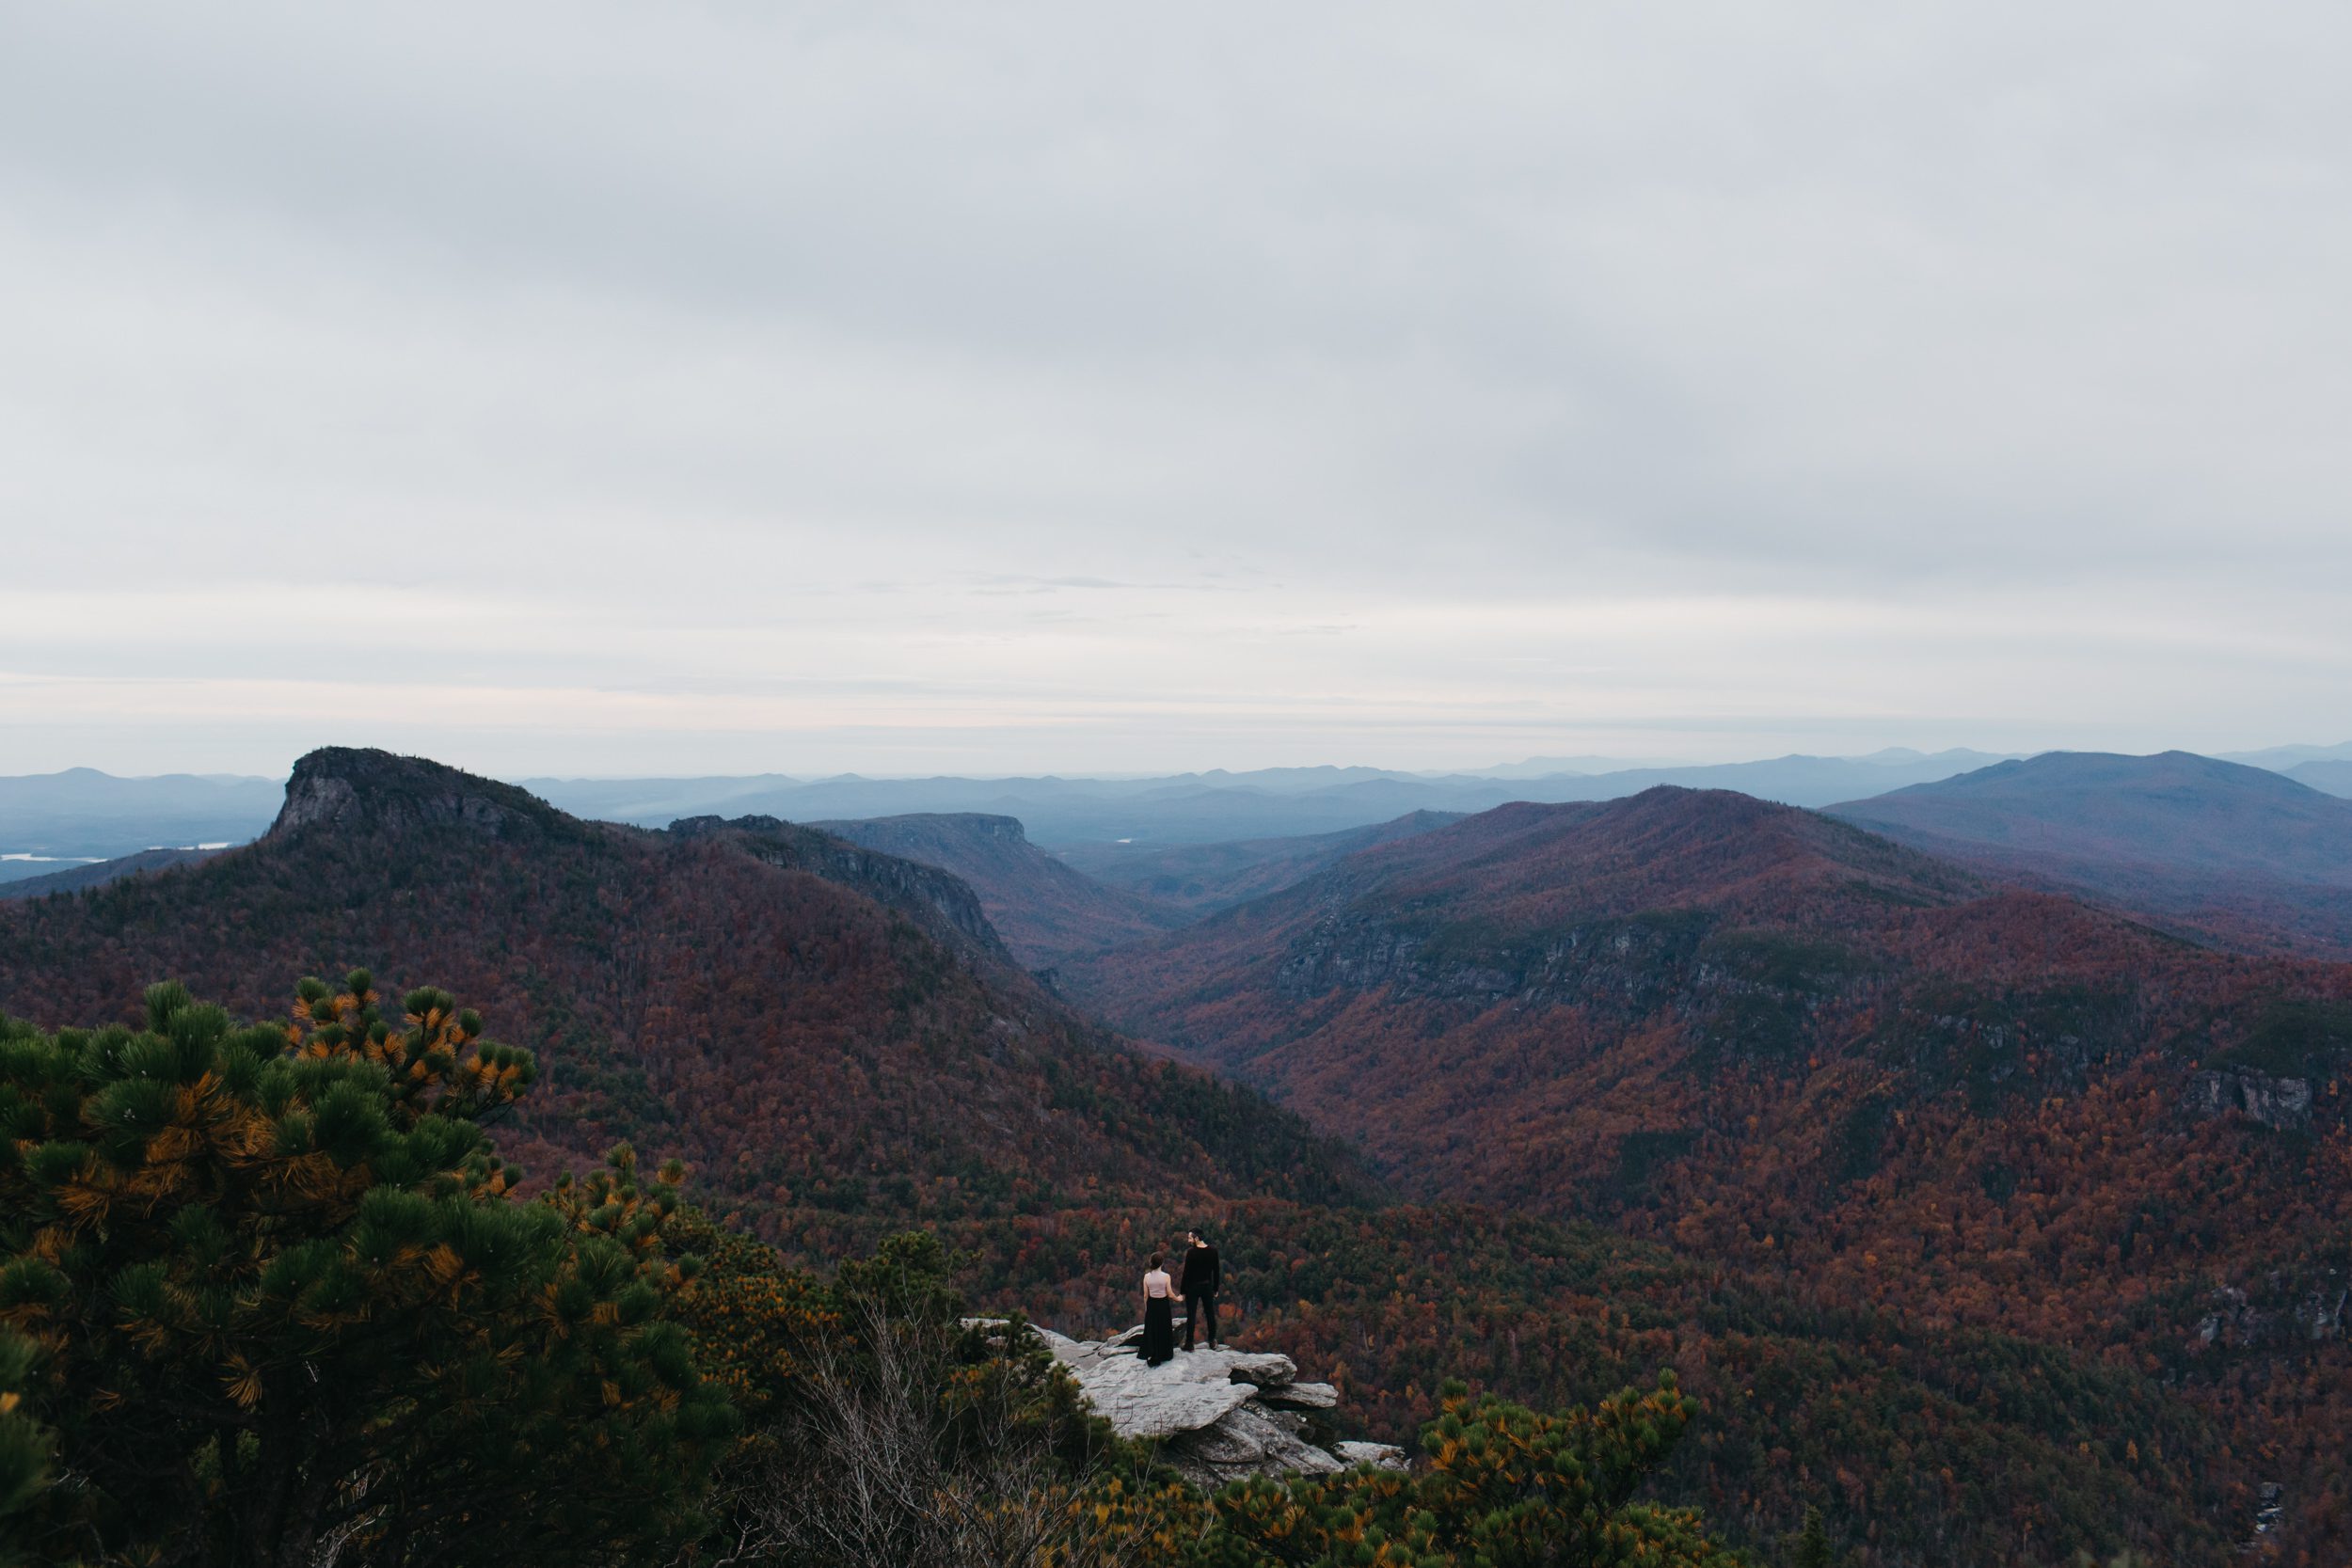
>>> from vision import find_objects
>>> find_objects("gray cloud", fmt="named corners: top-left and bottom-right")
top-left (1, 2), bottom-right (2348, 775)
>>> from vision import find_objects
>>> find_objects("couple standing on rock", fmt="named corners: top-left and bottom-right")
top-left (1138, 1229), bottom-right (1222, 1367)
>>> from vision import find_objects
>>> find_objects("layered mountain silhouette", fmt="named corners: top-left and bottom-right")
top-left (1829, 751), bottom-right (2352, 956)
top-left (2288, 758), bottom-right (2352, 798)
top-left (0, 767), bottom-right (278, 864)
top-left (808, 813), bottom-right (1183, 968)
top-left (797, 810), bottom-right (1474, 965)
top-left (517, 751), bottom-right (2018, 847)
top-left (0, 748), bottom-right (1367, 1228)
top-left (0, 845), bottom-right (222, 900)
top-left (1054, 810), bottom-right (1465, 917)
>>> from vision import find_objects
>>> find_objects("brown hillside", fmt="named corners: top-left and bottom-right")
top-left (0, 749), bottom-right (1370, 1236)
top-left (1066, 787), bottom-right (2352, 1554)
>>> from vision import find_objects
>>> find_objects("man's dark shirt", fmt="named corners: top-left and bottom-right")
top-left (1180, 1243), bottom-right (1221, 1297)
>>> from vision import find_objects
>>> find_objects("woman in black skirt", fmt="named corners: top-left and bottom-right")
top-left (1139, 1253), bottom-right (1176, 1366)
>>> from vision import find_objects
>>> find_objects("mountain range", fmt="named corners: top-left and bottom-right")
top-left (0, 845), bottom-right (224, 900)
top-left (1829, 750), bottom-right (2352, 956)
top-left (517, 750), bottom-right (2026, 845)
top-left (0, 768), bottom-right (284, 872)
top-left (0, 749), bottom-right (1363, 1236)
top-left (1054, 784), bottom-right (2352, 1554)
top-left (14, 741), bottom-right (2352, 878)
top-left (15, 746), bottom-right (2352, 1556)
top-left (807, 813), bottom-right (1183, 969)
top-left (3, 747), bottom-right (2325, 1560)
top-left (1053, 810), bottom-right (1466, 918)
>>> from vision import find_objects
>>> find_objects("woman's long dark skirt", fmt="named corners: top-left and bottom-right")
top-left (1140, 1296), bottom-right (1176, 1365)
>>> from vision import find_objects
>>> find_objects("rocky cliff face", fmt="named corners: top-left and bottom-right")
top-left (810, 811), bottom-right (1185, 970)
top-left (667, 814), bottom-right (1015, 973)
top-left (269, 748), bottom-right (568, 843)
top-left (1271, 908), bottom-right (1709, 1009)
top-left (1015, 1323), bottom-right (1405, 1489)
top-left (2185, 1068), bottom-right (2314, 1131)
top-left (2195, 1281), bottom-right (2346, 1347)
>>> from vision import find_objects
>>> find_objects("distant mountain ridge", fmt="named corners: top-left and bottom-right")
top-left (1053, 810), bottom-right (1466, 917)
top-left (2286, 758), bottom-right (2352, 799)
top-left (0, 768), bottom-right (280, 863)
top-left (805, 812), bottom-right (1182, 969)
top-left (522, 750), bottom-right (2027, 847)
top-left (793, 810), bottom-right (1470, 967)
top-left (22, 741), bottom-right (2349, 871)
top-left (2217, 739), bottom-right (2352, 769)
top-left (0, 846), bottom-right (223, 901)
top-left (1828, 750), bottom-right (2352, 955)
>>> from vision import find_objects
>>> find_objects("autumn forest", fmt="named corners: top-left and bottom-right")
top-left (3, 747), bottom-right (2347, 1566)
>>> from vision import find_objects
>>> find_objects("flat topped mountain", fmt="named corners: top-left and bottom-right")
top-left (1828, 750), bottom-right (2352, 955)
top-left (808, 812), bottom-right (1182, 969)
top-left (271, 746), bottom-right (579, 842)
top-left (0, 748), bottom-right (1366, 1230)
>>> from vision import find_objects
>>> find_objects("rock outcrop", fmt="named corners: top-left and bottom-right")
top-left (1025, 1323), bottom-right (1406, 1489)
top-left (2185, 1068), bottom-right (2313, 1131)
top-left (268, 748), bottom-right (570, 843)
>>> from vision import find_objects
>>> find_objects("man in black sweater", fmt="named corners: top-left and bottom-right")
top-left (1180, 1228), bottom-right (1222, 1352)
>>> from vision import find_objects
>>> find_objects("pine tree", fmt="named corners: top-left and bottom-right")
top-left (1198, 1372), bottom-right (1735, 1566)
top-left (1788, 1504), bottom-right (1834, 1568)
top-left (0, 1325), bottom-right (52, 1568)
top-left (0, 973), bottom-right (732, 1568)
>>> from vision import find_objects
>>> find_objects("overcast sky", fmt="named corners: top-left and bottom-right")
top-left (4, 3), bottom-right (2348, 778)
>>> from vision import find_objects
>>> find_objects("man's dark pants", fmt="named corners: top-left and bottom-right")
top-left (1184, 1293), bottom-right (1218, 1350)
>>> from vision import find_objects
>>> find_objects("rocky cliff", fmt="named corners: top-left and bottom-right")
top-left (810, 812), bottom-right (1184, 969)
top-left (1016, 1323), bottom-right (1405, 1488)
top-left (270, 747), bottom-right (573, 842)
top-left (2185, 1067), bottom-right (2315, 1131)
top-left (668, 813), bottom-right (1017, 974)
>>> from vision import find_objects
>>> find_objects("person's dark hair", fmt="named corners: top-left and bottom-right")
top-left (1149, 1253), bottom-right (1163, 1269)
top-left (1189, 1228), bottom-right (1208, 1243)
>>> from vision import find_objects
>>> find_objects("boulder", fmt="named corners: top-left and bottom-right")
top-left (1259, 1380), bottom-right (1339, 1409)
top-left (1174, 1405), bottom-right (1344, 1487)
top-left (1335, 1440), bottom-right (1410, 1471)
top-left (1221, 1352), bottom-right (1300, 1387)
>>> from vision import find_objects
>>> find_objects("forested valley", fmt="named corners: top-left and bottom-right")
top-left (3, 750), bottom-right (2344, 1564)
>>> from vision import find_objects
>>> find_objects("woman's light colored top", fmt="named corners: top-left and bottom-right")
top-left (1143, 1268), bottom-right (1172, 1298)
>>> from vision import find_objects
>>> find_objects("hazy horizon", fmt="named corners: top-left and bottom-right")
top-left (7, 5), bottom-right (2351, 777)
top-left (9, 737), bottom-right (2352, 787)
